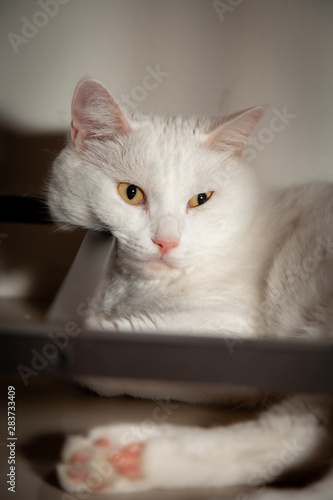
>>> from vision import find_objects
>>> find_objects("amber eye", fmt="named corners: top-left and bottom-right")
top-left (118, 183), bottom-right (145, 205)
top-left (188, 191), bottom-right (213, 208)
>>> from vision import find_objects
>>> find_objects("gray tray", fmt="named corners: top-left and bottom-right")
top-left (1, 228), bottom-right (333, 394)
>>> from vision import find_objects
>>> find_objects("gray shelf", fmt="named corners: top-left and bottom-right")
top-left (1, 230), bottom-right (333, 394)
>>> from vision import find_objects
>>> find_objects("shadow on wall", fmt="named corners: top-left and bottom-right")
top-left (0, 121), bottom-right (67, 197)
top-left (0, 123), bottom-right (85, 318)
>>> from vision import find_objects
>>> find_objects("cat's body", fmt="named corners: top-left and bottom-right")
top-left (96, 182), bottom-right (333, 343)
top-left (48, 80), bottom-right (333, 496)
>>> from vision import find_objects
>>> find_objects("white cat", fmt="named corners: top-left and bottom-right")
top-left (48, 79), bottom-right (333, 497)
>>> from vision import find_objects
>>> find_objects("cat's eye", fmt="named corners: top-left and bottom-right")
top-left (188, 191), bottom-right (213, 208)
top-left (118, 183), bottom-right (145, 205)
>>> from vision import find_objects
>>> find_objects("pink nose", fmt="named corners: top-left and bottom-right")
top-left (153, 239), bottom-right (179, 255)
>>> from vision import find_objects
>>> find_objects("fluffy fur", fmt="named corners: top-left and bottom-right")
top-left (48, 80), bottom-right (333, 496)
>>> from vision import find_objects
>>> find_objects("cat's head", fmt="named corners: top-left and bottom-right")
top-left (48, 80), bottom-right (264, 273)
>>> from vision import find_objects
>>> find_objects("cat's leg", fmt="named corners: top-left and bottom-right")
top-left (58, 395), bottom-right (331, 494)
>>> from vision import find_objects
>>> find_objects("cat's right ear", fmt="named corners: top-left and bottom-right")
top-left (203, 106), bottom-right (264, 157)
top-left (70, 79), bottom-right (130, 150)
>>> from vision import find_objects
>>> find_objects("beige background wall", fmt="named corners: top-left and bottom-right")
top-left (1, 0), bottom-right (333, 189)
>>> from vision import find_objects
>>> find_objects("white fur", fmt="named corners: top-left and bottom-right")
top-left (48, 80), bottom-right (333, 496)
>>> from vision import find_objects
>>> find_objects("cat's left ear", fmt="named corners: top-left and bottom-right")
top-left (71, 79), bottom-right (130, 150)
top-left (203, 106), bottom-right (264, 156)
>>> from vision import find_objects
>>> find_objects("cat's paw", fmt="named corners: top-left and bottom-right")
top-left (57, 426), bottom-right (147, 494)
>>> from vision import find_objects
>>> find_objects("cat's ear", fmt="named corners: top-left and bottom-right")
top-left (70, 79), bottom-right (130, 150)
top-left (203, 107), bottom-right (264, 156)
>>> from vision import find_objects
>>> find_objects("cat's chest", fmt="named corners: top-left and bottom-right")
top-left (103, 270), bottom-right (191, 315)
top-left (101, 264), bottom-right (261, 327)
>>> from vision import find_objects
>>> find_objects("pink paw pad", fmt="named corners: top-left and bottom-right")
top-left (66, 466), bottom-right (89, 482)
top-left (94, 438), bottom-right (111, 447)
top-left (109, 443), bottom-right (144, 479)
top-left (67, 450), bottom-right (90, 481)
top-left (70, 451), bottom-right (90, 464)
top-left (62, 436), bottom-right (144, 492)
top-left (66, 445), bottom-right (111, 490)
top-left (65, 461), bottom-right (109, 492)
